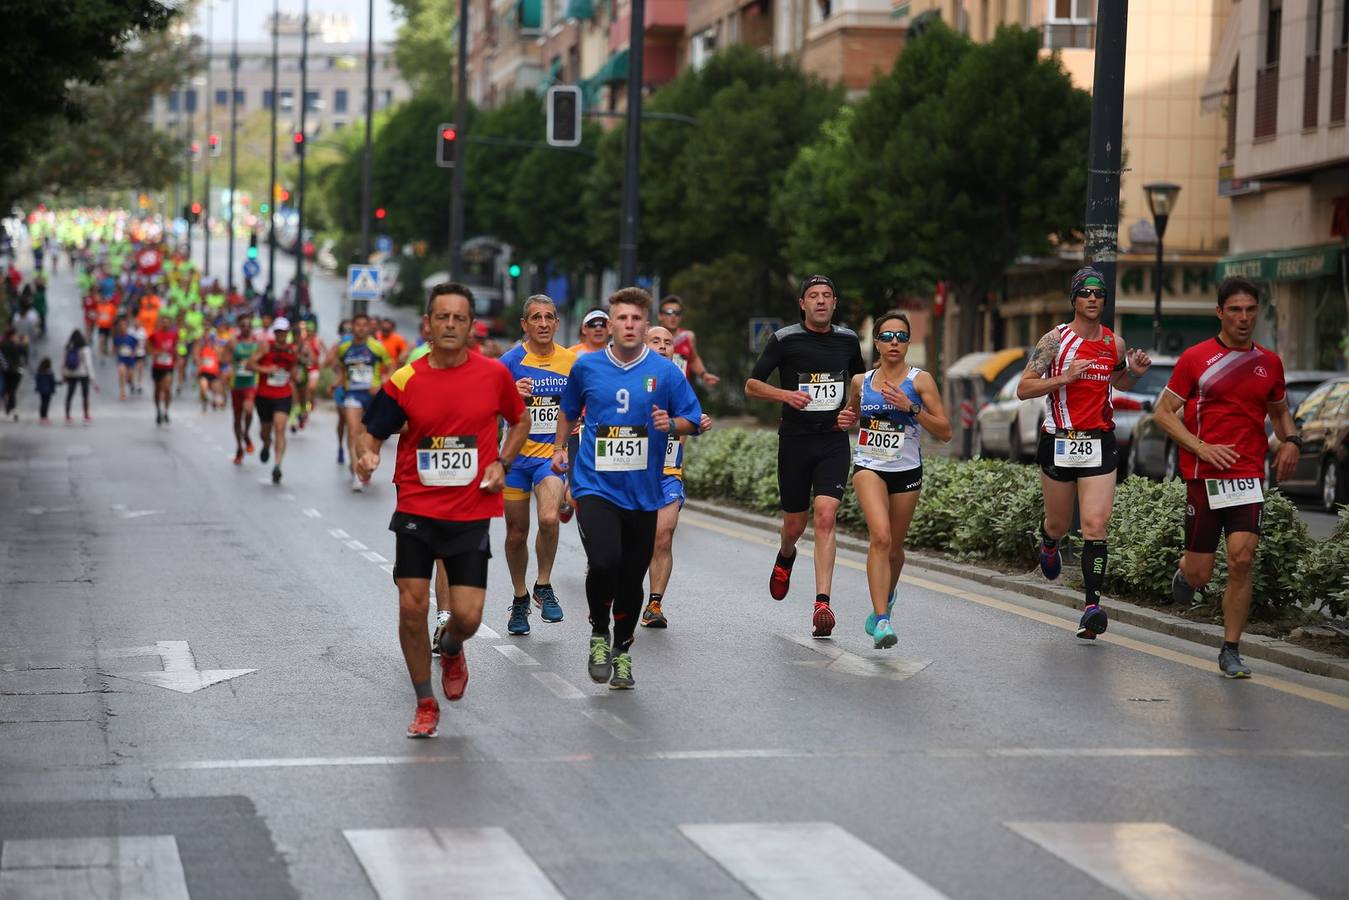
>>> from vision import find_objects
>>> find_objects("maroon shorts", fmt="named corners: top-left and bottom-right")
top-left (1184, 479), bottom-right (1263, 554)
top-left (230, 386), bottom-right (257, 413)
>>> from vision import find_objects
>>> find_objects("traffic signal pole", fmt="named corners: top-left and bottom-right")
top-left (355, 0), bottom-right (375, 318)
top-left (449, 0), bottom-right (468, 281)
top-left (204, 3), bottom-right (213, 278)
top-left (227, 0), bottom-right (239, 292)
top-left (618, 0), bottom-right (644, 287)
top-left (266, 0), bottom-right (279, 308)
top-left (294, 0), bottom-right (309, 308)
top-left (1084, 0), bottom-right (1129, 326)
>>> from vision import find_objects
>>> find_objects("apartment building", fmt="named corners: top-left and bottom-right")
top-left (1205, 0), bottom-right (1349, 370)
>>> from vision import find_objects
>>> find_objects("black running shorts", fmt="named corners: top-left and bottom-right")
top-left (255, 395), bottom-right (293, 421)
top-left (777, 430), bottom-right (851, 513)
top-left (1184, 479), bottom-right (1263, 554)
top-left (390, 512), bottom-right (491, 587)
top-left (1036, 430), bottom-right (1118, 482)
top-left (853, 464), bottom-right (923, 494)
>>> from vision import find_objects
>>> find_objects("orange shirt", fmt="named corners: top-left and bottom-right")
top-left (380, 331), bottom-right (408, 364)
top-left (568, 342), bottom-right (606, 356)
top-left (96, 301), bottom-right (117, 329)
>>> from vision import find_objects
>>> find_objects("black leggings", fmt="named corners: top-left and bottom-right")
top-left (575, 496), bottom-right (657, 653)
top-left (65, 377), bottom-right (90, 417)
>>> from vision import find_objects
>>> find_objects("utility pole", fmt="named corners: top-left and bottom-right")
top-left (618, 0), bottom-right (645, 286)
top-left (227, 0), bottom-right (239, 292)
top-left (186, 91), bottom-right (196, 260)
top-left (204, 1), bottom-right (214, 278)
top-left (266, 0), bottom-right (279, 308)
top-left (360, 0), bottom-right (374, 264)
top-left (294, 0), bottom-right (309, 310)
top-left (1083, 0), bottom-right (1128, 327)
top-left (449, 0), bottom-right (468, 280)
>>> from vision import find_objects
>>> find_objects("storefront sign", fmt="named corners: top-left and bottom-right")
top-left (1214, 244), bottom-right (1343, 282)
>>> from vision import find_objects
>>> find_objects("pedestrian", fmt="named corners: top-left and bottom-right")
top-left (1152, 278), bottom-right (1301, 678)
top-left (0, 327), bottom-right (24, 419)
top-left (32, 275), bottom-right (47, 337)
top-left (34, 357), bottom-right (56, 424)
top-left (62, 330), bottom-right (94, 423)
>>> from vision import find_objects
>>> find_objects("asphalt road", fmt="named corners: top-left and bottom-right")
top-left (2, 242), bottom-right (1349, 899)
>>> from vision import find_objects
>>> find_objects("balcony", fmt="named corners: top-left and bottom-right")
top-left (609, 0), bottom-right (687, 48)
top-left (1304, 54), bottom-right (1320, 128)
top-left (1333, 45), bottom-right (1347, 125)
top-left (1042, 22), bottom-right (1094, 50)
top-left (1254, 63), bottom-right (1278, 139)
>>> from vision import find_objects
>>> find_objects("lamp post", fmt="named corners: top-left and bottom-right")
top-left (203, 0), bottom-right (213, 278)
top-left (227, 0), bottom-right (239, 292)
top-left (1144, 181), bottom-right (1181, 352)
top-left (266, 0), bottom-right (279, 308)
top-left (294, 0), bottom-right (309, 313)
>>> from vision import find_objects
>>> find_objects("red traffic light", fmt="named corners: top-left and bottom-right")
top-left (190, 202), bottom-right (203, 215)
top-left (279, 189), bottom-right (291, 201)
top-left (441, 127), bottom-right (456, 141)
top-left (208, 133), bottom-right (219, 146)
top-left (292, 132), bottom-right (304, 144)
top-left (374, 207), bottom-right (386, 220)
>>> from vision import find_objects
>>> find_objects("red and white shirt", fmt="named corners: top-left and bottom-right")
top-left (147, 330), bottom-right (178, 370)
top-left (256, 345), bottom-right (298, 399)
top-left (1164, 337), bottom-right (1286, 480)
top-left (1041, 323), bottom-right (1119, 434)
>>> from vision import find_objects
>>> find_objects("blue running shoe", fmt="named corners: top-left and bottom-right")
top-left (873, 618), bottom-right (898, 650)
top-left (864, 586), bottom-right (899, 636)
top-left (533, 583), bottom-right (563, 623)
top-left (507, 601), bottom-right (530, 636)
top-left (1076, 604), bottom-right (1108, 640)
top-left (1039, 541), bottom-right (1062, 580)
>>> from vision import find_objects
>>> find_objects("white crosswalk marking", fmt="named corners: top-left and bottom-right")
top-left (1006, 822), bottom-right (1321, 900)
top-left (344, 827), bottom-right (565, 899)
top-left (1, 835), bottom-right (190, 899)
top-left (680, 822), bottom-right (949, 899)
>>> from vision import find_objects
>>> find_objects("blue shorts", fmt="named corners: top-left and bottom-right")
top-left (661, 474), bottom-right (686, 509)
top-left (504, 455), bottom-right (563, 501)
top-left (334, 386), bottom-right (346, 406)
top-left (342, 388), bottom-right (372, 410)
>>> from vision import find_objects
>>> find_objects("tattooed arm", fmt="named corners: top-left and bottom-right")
top-left (1016, 329), bottom-right (1089, 400)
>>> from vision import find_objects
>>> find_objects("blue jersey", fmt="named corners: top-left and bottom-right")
top-left (560, 347), bottom-right (702, 512)
top-left (854, 367), bottom-right (923, 472)
top-left (113, 333), bottom-right (138, 362)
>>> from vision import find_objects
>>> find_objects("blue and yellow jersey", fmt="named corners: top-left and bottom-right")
top-left (336, 337), bottom-right (395, 392)
top-left (500, 342), bottom-right (577, 459)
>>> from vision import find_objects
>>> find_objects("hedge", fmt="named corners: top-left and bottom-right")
top-left (682, 427), bottom-right (1348, 621)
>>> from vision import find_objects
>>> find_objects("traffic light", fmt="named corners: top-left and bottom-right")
top-left (247, 233), bottom-right (259, 260)
top-left (436, 123), bottom-right (457, 168)
top-left (279, 189), bottom-right (290, 202)
top-left (259, 202), bottom-right (270, 214)
top-left (189, 202), bottom-right (202, 224)
top-left (189, 140), bottom-right (201, 162)
top-left (546, 86), bottom-right (582, 148)
top-left (374, 207), bottom-right (386, 220)
top-left (208, 133), bottom-right (221, 157)
top-left (293, 132), bottom-right (304, 156)
top-left (508, 264), bottom-right (522, 278)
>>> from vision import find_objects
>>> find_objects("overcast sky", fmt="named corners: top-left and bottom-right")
top-left (191, 1), bottom-right (403, 43)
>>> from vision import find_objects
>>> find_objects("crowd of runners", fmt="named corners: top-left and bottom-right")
top-left (3, 211), bottom-right (1300, 737)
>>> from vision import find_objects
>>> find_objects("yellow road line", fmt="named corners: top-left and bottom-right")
top-left (682, 511), bottom-right (1349, 713)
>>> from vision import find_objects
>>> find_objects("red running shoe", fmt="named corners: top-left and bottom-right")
top-left (441, 649), bottom-right (468, 701)
top-left (811, 601), bottom-right (836, 638)
top-left (245, 439), bottom-right (255, 454)
top-left (769, 553), bottom-right (795, 601)
top-left (233, 451), bottom-right (244, 465)
top-left (558, 499), bottom-right (574, 524)
top-left (406, 697), bottom-right (440, 738)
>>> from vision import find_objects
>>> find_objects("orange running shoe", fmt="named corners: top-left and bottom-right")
top-left (440, 649), bottom-right (468, 701)
top-left (233, 450), bottom-right (244, 465)
top-left (245, 439), bottom-right (255, 454)
top-left (407, 697), bottom-right (440, 738)
top-left (811, 601), bottom-right (835, 638)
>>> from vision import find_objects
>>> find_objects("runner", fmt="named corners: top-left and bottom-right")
top-left (844, 311), bottom-right (951, 649)
top-left (113, 318), bottom-right (138, 401)
top-left (249, 318), bottom-right (299, 484)
top-left (657, 295), bottom-right (719, 386)
top-left (1016, 266), bottom-right (1152, 640)
top-left (147, 313), bottom-right (179, 425)
top-left (129, 315), bottom-right (148, 394)
top-left (498, 295), bottom-right (576, 635)
top-left (227, 313), bottom-right (259, 465)
top-left (291, 319), bottom-right (323, 431)
top-left (640, 325), bottom-right (714, 629)
top-left (379, 317), bottom-right (409, 366)
top-left (355, 282), bottom-right (529, 738)
top-left (324, 313), bottom-right (394, 491)
top-left (744, 275), bottom-right (864, 638)
top-left (195, 334), bottom-right (223, 412)
top-left (568, 307), bottom-right (610, 356)
top-left (1152, 278), bottom-right (1299, 678)
top-left (552, 288), bottom-right (703, 689)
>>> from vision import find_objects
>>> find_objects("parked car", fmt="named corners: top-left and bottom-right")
top-left (1129, 370), bottom-right (1340, 482)
top-left (944, 348), bottom-right (1028, 459)
top-left (1267, 375), bottom-right (1349, 511)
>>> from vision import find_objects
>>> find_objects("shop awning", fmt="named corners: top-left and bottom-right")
top-left (1201, 11), bottom-right (1241, 113)
top-left (579, 74), bottom-right (602, 107)
top-left (516, 0), bottom-right (542, 29)
top-left (598, 48), bottom-right (629, 84)
top-left (1215, 243), bottom-right (1344, 282)
top-left (564, 0), bottom-right (595, 21)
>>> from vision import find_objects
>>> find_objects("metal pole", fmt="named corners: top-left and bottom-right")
top-left (266, 0), bottom-right (279, 308)
top-left (360, 0), bottom-right (374, 263)
top-left (204, 1), bottom-right (213, 278)
top-left (449, 0), bottom-right (469, 280)
top-left (1152, 226), bottom-right (1164, 352)
top-left (1083, 0), bottom-right (1128, 327)
top-left (294, 0), bottom-right (309, 310)
top-left (186, 94), bottom-right (195, 260)
top-left (618, 0), bottom-right (645, 286)
top-left (227, 0), bottom-right (239, 292)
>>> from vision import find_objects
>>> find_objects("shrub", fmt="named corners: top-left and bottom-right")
top-left (1302, 507), bottom-right (1349, 619)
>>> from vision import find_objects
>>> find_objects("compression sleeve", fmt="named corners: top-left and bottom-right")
top-left (362, 386), bottom-right (407, 440)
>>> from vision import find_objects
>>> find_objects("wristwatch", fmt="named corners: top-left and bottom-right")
top-left (1283, 435), bottom-right (1303, 449)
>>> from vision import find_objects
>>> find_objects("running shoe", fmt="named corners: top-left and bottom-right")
top-left (1039, 541), bottom-right (1062, 580)
top-left (163, 412), bottom-right (170, 424)
top-left (533, 584), bottom-right (563, 622)
top-left (609, 652), bottom-right (634, 690)
top-left (811, 601), bottom-right (836, 638)
top-left (1076, 604), bottom-right (1108, 640)
top-left (260, 445), bottom-right (270, 463)
top-left (1218, 646), bottom-right (1252, 679)
top-left (351, 475), bottom-right (364, 493)
top-left (865, 586), bottom-right (899, 636)
top-left (1166, 569), bottom-right (1194, 607)
top-left (873, 618), bottom-right (898, 650)
top-left (233, 450), bottom-right (243, 465)
top-left (587, 634), bottom-right (612, 683)
top-left (440, 648), bottom-right (468, 700)
top-left (246, 439), bottom-right (255, 454)
top-left (640, 599), bottom-right (668, 628)
top-left (406, 697), bottom-right (440, 738)
top-left (769, 552), bottom-right (795, 600)
top-left (155, 411), bottom-right (163, 425)
top-left (336, 446), bottom-right (345, 465)
top-left (558, 499), bottom-right (574, 524)
top-left (271, 465), bottom-right (282, 484)
top-left (507, 601), bottom-right (531, 636)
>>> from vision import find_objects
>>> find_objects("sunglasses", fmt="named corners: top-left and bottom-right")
top-left (660, 308), bottom-right (681, 316)
top-left (584, 320), bottom-right (607, 328)
top-left (876, 330), bottom-right (910, 344)
top-left (1075, 288), bottom-right (1107, 299)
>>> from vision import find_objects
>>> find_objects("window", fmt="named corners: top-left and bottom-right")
top-left (263, 89), bottom-right (274, 110)
top-left (235, 89), bottom-right (245, 108)
top-left (279, 90), bottom-right (294, 111)
top-left (380, 89), bottom-right (393, 109)
top-left (168, 90), bottom-right (180, 112)
top-left (185, 89), bottom-right (198, 113)
top-left (1266, 0), bottom-right (1283, 67)
top-left (304, 90), bottom-right (320, 111)
top-left (215, 89), bottom-right (228, 107)
top-left (1044, 0), bottom-right (1094, 49)
top-left (334, 89), bottom-right (348, 113)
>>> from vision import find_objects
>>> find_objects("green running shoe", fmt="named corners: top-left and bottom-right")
top-left (873, 618), bottom-right (898, 650)
top-left (609, 652), bottom-right (634, 690)
top-left (587, 635), bottom-right (612, 683)
top-left (865, 587), bottom-right (899, 636)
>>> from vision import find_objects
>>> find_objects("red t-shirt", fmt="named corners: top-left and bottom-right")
top-left (372, 353), bottom-right (525, 522)
top-left (148, 330), bottom-right (178, 370)
top-left (1165, 337), bottom-right (1286, 480)
top-left (256, 346), bottom-right (298, 399)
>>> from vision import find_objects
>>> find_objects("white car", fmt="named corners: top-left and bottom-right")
top-left (972, 373), bottom-right (1042, 461)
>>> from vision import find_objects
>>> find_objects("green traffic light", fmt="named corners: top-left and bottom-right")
top-left (259, 203), bottom-right (270, 214)
top-left (247, 246), bottom-right (259, 260)
top-left (508, 264), bottom-right (522, 278)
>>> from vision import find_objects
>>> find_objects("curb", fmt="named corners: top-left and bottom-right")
top-left (683, 498), bottom-right (1349, 684)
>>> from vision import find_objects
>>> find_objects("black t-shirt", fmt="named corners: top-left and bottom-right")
top-left (750, 322), bottom-right (865, 435)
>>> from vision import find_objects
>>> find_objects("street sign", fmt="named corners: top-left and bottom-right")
top-left (749, 317), bottom-right (783, 354)
top-left (375, 235), bottom-right (393, 254)
top-left (347, 264), bottom-right (382, 301)
top-left (242, 259), bottom-right (260, 279)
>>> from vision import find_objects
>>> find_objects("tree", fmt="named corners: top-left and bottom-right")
top-left (390, 0), bottom-right (457, 96)
top-left (508, 122), bottom-right (604, 272)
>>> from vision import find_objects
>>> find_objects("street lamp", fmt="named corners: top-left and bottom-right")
top-left (1144, 181), bottom-right (1181, 353)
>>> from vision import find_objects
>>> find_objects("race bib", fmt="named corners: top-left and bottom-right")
top-left (528, 395), bottom-right (561, 433)
top-left (798, 371), bottom-right (846, 412)
top-left (664, 436), bottom-right (683, 468)
top-left (858, 416), bottom-right (905, 461)
top-left (595, 425), bottom-right (648, 472)
top-left (1053, 432), bottom-right (1102, 468)
top-left (266, 369), bottom-right (291, 388)
top-left (1205, 477), bottom-right (1263, 510)
top-left (154, 352), bottom-right (174, 366)
top-left (417, 436), bottom-right (478, 487)
top-left (347, 363), bottom-right (374, 389)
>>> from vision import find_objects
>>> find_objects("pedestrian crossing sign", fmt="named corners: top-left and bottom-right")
top-left (347, 265), bottom-right (382, 301)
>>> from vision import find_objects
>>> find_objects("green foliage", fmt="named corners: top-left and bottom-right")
top-left (1303, 508), bottom-right (1349, 618)
top-left (508, 121), bottom-right (604, 271)
top-left (390, 0), bottom-right (458, 96)
top-left (464, 94), bottom-right (546, 244)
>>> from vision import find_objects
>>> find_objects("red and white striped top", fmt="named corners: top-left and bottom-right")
top-left (1041, 323), bottom-right (1119, 434)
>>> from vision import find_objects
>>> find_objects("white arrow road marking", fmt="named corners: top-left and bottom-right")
top-left (100, 641), bottom-right (256, 694)
top-left (25, 506), bottom-right (75, 515)
top-left (779, 634), bottom-right (932, 681)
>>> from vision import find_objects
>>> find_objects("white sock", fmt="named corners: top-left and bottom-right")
top-left (436, 610), bottom-right (450, 625)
